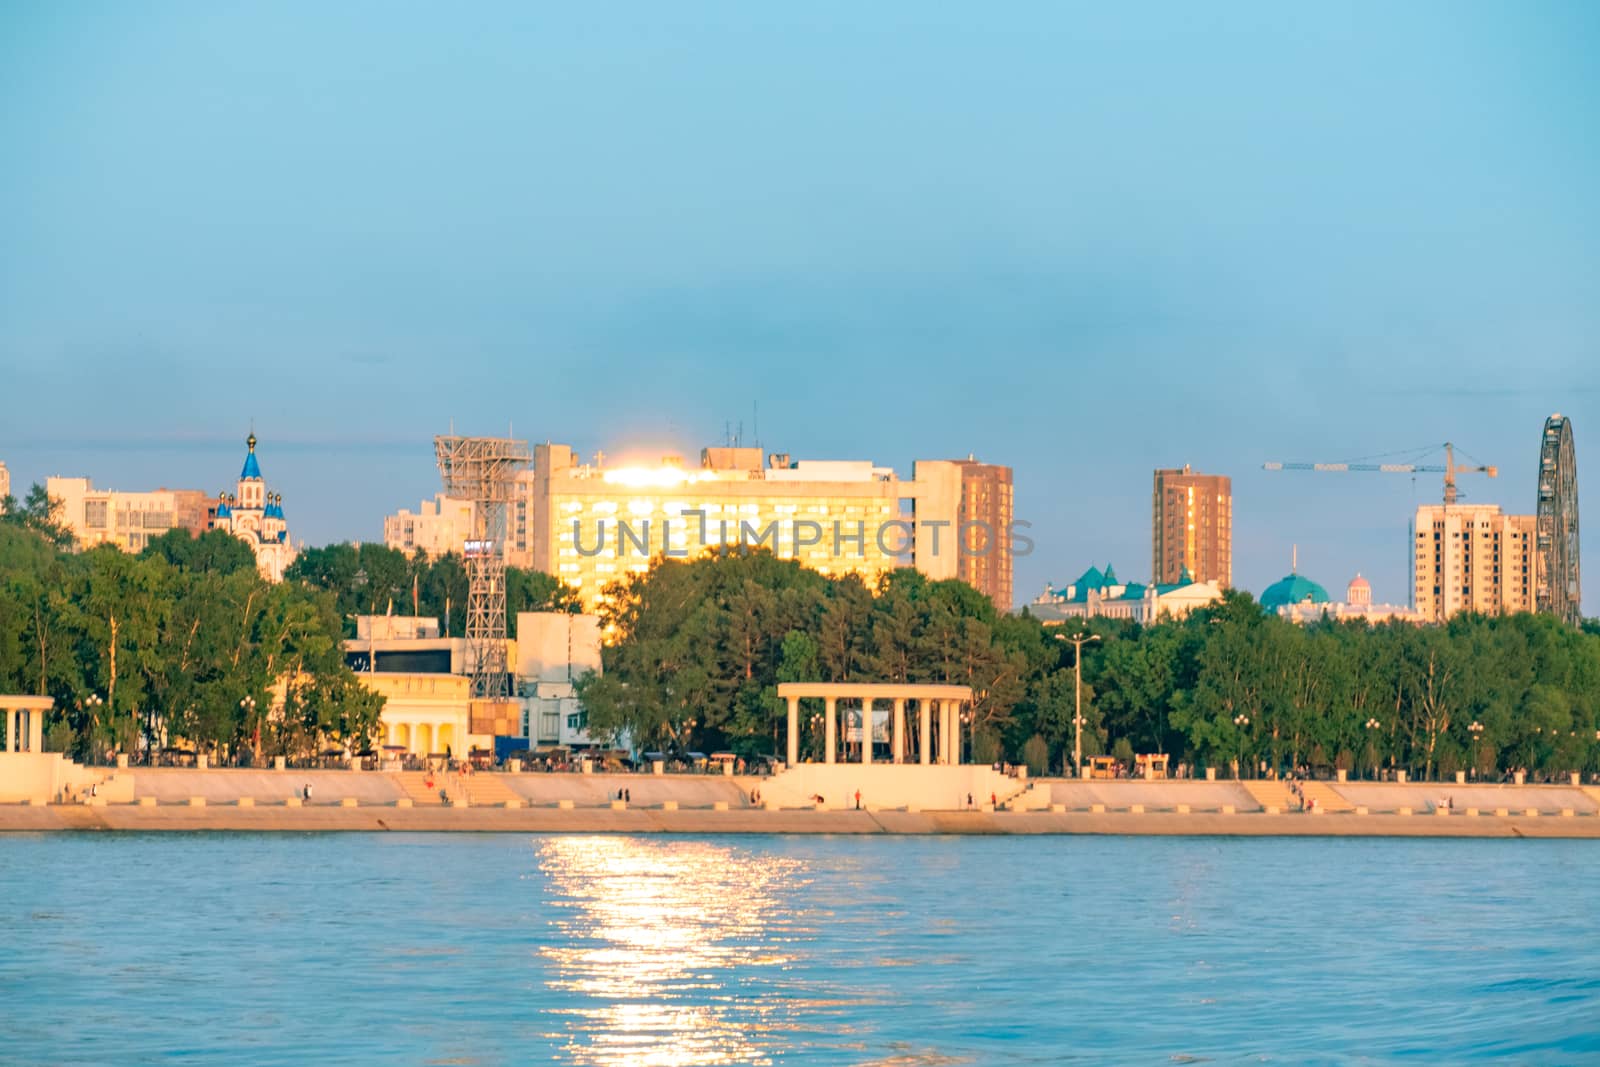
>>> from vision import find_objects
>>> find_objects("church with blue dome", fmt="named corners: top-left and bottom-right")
top-left (214, 433), bottom-right (298, 582)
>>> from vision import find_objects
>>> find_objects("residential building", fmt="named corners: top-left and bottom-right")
top-left (912, 457), bottom-right (1014, 610)
top-left (1152, 466), bottom-right (1232, 587)
top-left (523, 443), bottom-right (1012, 612)
top-left (0, 460), bottom-right (10, 512)
top-left (213, 434), bottom-right (299, 582)
top-left (383, 494), bottom-right (477, 559)
top-left (45, 477), bottom-right (211, 553)
top-left (1028, 563), bottom-right (1223, 624)
top-left (1412, 504), bottom-right (1538, 622)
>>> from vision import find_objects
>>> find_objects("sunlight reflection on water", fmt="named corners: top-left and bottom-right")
top-left (537, 836), bottom-right (815, 1066)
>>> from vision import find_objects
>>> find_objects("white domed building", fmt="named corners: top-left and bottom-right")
top-left (1270, 566), bottom-right (1423, 625)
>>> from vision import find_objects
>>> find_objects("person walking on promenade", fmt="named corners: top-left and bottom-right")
top-left (303, 782), bottom-right (312, 802)
top-left (624, 788), bottom-right (631, 803)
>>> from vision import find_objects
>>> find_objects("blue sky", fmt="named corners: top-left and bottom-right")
top-left (2, 2), bottom-right (1596, 609)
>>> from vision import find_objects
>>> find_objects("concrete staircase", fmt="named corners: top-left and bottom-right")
top-left (394, 772), bottom-right (446, 806)
top-left (1241, 780), bottom-right (1296, 813)
top-left (461, 774), bottom-right (521, 808)
top-left (1301, 780), bottom-right (1354, 813)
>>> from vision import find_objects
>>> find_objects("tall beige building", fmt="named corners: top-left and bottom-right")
top-left (912, 458), bottom-right (1014, 610)
top-left (384, 494), bottom-right (477, 558)
top-left (524, 443), bottom-right (1011, 612)
top-left (0, 460), bottom-right (10, 512)
top-left (45, 477), bottom-right (211, 553)
top-left (1152, 466), bottom-right (1232, 586)
top-left (1412, 504), bottom-right (1538, 621)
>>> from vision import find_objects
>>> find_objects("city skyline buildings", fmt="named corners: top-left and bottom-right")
top-left (2, 4), bottom-right (1596, 611)
top-left (6, 412), bottom-right (1590, 617)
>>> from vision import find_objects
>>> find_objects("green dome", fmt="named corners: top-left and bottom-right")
top-left (1260, 572), bottom-right (1330, 610)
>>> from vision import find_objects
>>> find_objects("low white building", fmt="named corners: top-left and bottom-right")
top-left (1273, 573), bottom-right (1425, 625)
top-left (344, 611), bottom-right (607, 755)
top-left (515, 611), bottom-right (603, 751)
top-left (1029, 564), bottom-right (1224, 625)
top-left (383, 494), bottom-right (476, 559)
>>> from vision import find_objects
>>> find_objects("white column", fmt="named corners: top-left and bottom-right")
top-left (893, 698), bottom-right (905, 764)
top-left (5, 709), bottom-right (14, 752)
top-left (861, 699), bottom-right (873, 765)
top-left (918, 701), bottom-right (931, 765)
top-left (28, 709), bottom-right (41, 753)
top-left (952, 702), bottom-right (962, 766)
top-left (824, 697), bottom-right (837, 765)
top-left (786, 696), bottom-right (800, 766)
top-left (934, 700), bottom-right (947, 767)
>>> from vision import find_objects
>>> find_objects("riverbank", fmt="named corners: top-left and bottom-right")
top-left (5, 801), bottom-right (1600, 837)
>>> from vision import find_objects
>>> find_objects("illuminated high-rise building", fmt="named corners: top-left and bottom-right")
top-left (524, 443), bottom-right (1011, 612)
top-left (1152, 466), bottom-right (1232, 587)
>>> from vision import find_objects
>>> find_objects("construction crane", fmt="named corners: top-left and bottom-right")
top-left (1262, 442), bottom-right (1497, 505)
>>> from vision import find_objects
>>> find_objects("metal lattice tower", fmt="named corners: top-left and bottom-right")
top-left (435, 434), bottom-right (531, 697)
top-left (1535, 414), bottom-right (1581, 626)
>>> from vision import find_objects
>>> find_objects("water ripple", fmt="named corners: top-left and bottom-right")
top-left (0, 834), bottom-right (1596, 1064)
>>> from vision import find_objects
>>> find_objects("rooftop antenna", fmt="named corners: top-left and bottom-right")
top-left (753, 400), bottom-right (759, 451)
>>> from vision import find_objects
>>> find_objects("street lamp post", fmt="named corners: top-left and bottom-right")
top-left (79, 693), bottom-right (105, 763)
top-left (1054, 631), bottom-right (1100, 778)
top-left (1365, 718), bottom-right (1382, 780)
top-left (1468, 720), bottom-right (1484, 780)
top-left (1233, 714), bottom-right (1250, 779)
top-left (240, 696), bottom-right (258, 767)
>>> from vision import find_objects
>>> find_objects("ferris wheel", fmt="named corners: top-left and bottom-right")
top-left (1535, 414), bottom-right (1581, 626)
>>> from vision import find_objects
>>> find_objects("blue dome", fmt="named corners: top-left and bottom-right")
top-left (240, 433), bottom-right (262, 480)
top-left (1260, 573), bottom-right (1330, 610)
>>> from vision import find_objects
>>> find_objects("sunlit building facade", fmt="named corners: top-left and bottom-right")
top-left (1152, 466), bottom-right (1232, 587)
top-left (383, 493), bottom-right (477, 559)
top-left (529, 445), bottom-right (908, 611)
top-left (523, 444), bottom-right (1009, 612)
top-left (1413, 504), bottom-right (1537, 622)
top-left (912, 458), bottom-right (1015, 610)
top-left (45, 476), bottom-right (211, 553)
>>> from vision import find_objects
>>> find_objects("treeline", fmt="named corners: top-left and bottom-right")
top-left (578, 549), bottom-right (1600, 781)
top-left (285, 543), bottom-right (582, 636)
top-left (0, 508), bottom-right (381, 763)
top-left (0, 482), bottom-right (586, 762)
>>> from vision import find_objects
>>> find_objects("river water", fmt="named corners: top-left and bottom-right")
top-left (2, 833), bottom-right (1596, 1065)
